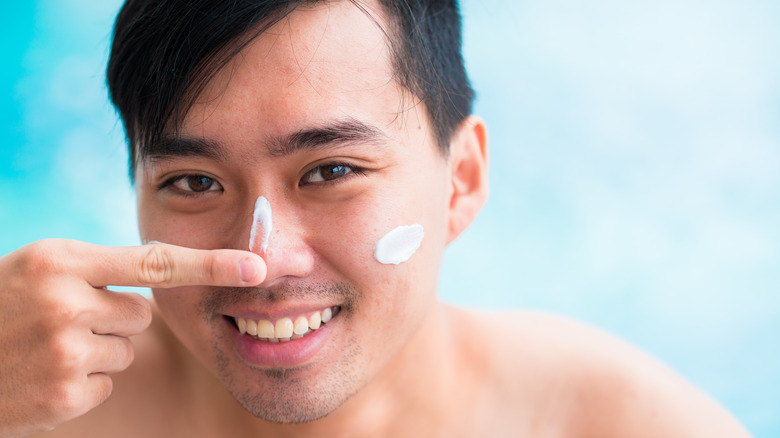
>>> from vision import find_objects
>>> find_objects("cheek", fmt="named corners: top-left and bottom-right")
top-left (307, 184), bottom-right (445, 311)
top-left (303, 197), bottom-right (384, 277)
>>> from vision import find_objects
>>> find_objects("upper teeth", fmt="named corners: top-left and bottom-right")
top-left (235, 306), bottom-right (336, 342)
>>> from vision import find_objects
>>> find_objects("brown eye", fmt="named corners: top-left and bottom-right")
top-left (171, 175), bottom-right (221, 193)
top-left (321, 165), bottom-right (351, 180)
top-left (303, 164), bottom-right (353, 184)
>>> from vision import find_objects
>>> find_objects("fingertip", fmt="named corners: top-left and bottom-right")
top-left (238, 253), bottom-right (266, 285)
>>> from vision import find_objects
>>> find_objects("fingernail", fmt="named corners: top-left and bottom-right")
top-left (239, 257), bottom-right (257, 283)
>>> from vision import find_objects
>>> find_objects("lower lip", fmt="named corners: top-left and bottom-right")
top-left (227, 317), bottom-right (332, 368)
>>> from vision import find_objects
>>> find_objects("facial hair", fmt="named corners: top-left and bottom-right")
top-left (197, 281), bottom-right (366, 423)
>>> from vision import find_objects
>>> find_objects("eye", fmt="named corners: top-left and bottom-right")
top-left (166, 175), bottom-right (223, 194)
top-left (301, 163), bottom-right (362, 185)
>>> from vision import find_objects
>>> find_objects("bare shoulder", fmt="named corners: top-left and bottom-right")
top-left (33, 299), bottom-right (188, 438)
top-left (446, 306), bottom-right (751, 437)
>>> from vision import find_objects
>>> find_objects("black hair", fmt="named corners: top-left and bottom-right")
top-left (106, 0), bottom-right (474, 178)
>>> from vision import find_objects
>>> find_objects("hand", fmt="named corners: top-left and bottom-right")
top-left (0, 239), bottom-right (265, 437)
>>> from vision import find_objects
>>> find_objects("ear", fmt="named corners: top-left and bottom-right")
top-left (446, 115), bottom-right (489, 244)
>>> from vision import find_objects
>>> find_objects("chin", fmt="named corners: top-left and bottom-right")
top-left (232, 381), bottom-right (356, 424)
top-left (211, 331), bottom-right (367, 424)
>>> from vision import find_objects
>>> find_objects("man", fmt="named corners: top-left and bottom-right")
top-left (0, 0), bottom-right (750, 436)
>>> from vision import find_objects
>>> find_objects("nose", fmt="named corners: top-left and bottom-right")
top-left (249, 196), bottom-right (273, 253)
top-left (247, 197), bottom-right (315, 287)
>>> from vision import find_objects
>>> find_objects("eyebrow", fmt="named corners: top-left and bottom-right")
top-left (267, 118), bottom-right (390, 157)
top-left (145, 136), bottom-right (227, 162)
top-left (145, 118), bottom-right (389, 162)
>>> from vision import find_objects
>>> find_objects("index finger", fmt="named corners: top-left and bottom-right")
top-left (83, 242), bottom-right (266, 288)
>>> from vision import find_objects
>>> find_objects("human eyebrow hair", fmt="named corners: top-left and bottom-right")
top-left (143, 136), bottom-right (228, 162)
top-left (267, 118), bottom-right (390, 157)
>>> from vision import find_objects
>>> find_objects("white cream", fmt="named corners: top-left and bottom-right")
top-left (248, 196), bottom-right (273, 252)
top-left (374, 224), bottom-right (424, 265)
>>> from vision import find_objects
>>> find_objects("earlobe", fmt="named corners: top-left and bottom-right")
top-left (446, 115), bottom-right (489, 244)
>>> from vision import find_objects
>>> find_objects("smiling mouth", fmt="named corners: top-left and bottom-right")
top-left (231, 306), bottom-right (341, 343)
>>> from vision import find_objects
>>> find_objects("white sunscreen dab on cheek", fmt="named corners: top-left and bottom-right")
top-left (248, 196), bottom-right (273, 252)
top-left (373, 224), bottom-right (424, 265)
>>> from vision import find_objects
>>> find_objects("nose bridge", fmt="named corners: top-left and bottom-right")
top-left (248, 196), bottom-right (273, 253)
top-left (248, 195), bottom-right (315, 285)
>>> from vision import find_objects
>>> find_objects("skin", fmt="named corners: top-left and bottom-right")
top-left (0, 2), bottom-right (750, 437)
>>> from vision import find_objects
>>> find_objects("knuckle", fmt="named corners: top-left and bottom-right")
top-left (136, 245), bottom-right (175, 285)
top-left (48, 381), bottom-right (85, 421)
top-left (205, 252), bottom-right (221, 284)
top-left (18, 239), bottom-right (68, 276)
top-left (93, 375), bottom-right (114, 406)
top-left (115, 338), bottom-right (136, 370)
top-left (44, 366), bottom-right (114, 421)
top-left (46, 299), bottom-right (79, 324)
top-left (122, 293), bottom-right (153, 330)
top-left (37, 296), bottom-right (83, 332)
top-left (48, 338), bottom-right (87, 376)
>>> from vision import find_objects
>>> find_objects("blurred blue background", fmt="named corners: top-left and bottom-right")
top-left (1, 0), bottom-right (777, 435)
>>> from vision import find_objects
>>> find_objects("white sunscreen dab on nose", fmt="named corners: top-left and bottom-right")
top-left (374, 224), bottom-right (424, 265)
top-left (248, 196), bottom-right (273, 252)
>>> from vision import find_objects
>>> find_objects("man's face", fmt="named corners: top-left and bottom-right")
top-left (136, 2), bottom-right (453, 422)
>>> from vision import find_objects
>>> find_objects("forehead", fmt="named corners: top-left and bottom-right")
top-left (179, 1), bottom-right (413, 149)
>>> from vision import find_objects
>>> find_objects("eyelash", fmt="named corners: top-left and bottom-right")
top-left (300, 162), bottom-right (367, 187)
top-left (157, 162), bottom-right (367, 195)
top-left (157, 174), bottom-right (221, 197)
